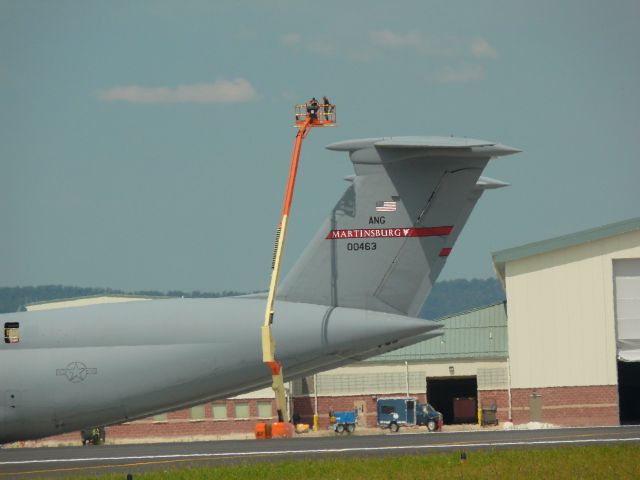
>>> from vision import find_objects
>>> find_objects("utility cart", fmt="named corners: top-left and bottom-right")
top-left (329, 409), bottom-right (358, 433)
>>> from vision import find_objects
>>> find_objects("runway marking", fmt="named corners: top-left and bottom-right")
top-left (456, 430), bottom-right (639, 444)
top-left (2, 436), bottom-right (639, 475)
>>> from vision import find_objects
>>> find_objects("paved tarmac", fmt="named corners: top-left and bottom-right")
top-left (2, 425), bottom-right (639, 479)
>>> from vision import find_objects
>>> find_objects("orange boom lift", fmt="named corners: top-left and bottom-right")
top-left (259, 102), bottom-right (336, 437)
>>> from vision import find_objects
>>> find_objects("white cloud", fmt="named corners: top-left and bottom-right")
top-left (370, 30), bottom-right (423, 49)
top-left (280, 29), bottom-right (494, 63)
top-left (96, 78), bottom-right (258, 104)
top-left (280, 32), bottom-right (302, 46)
top-left (433, 64), bottom-right (484, 84)
top-left (470, 38), bottom-right (498, 59)
top-left (280, 28), bottom-right (451, 60)
top-left (280, 32), bottom-right (342, 57)
top-left (307, 38), bottom-right (339, 56)
top-left (369, 30), bottom-right (452, 56)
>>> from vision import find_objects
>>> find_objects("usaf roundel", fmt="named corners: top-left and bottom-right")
top-left (56, 362), bottom-right (98, 383)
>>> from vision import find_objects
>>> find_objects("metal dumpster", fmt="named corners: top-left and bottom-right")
top-left (481, 404), bottom-right (498, 426)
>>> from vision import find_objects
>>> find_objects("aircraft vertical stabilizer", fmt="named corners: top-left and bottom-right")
top-left (279, 136), bottom-right (518, 317)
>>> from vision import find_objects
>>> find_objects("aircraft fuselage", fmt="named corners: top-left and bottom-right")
top-left (0, 297), bottom-right (434, 442)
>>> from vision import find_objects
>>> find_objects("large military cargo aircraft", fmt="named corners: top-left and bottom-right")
top-left (0, 136), bottom-right (519, 443)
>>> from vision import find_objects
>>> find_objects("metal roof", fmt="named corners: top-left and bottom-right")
top-left (492, 217), bottom-right (640, 281)
top-left (25, 294), bottom-right (167, 307)
top-left (367, 302), bottom-right (508, 362)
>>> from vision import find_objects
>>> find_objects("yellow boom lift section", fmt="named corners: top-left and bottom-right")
top-left (261, 102), bottom-right (336, 425)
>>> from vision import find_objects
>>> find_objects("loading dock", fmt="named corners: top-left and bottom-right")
top-left (426, 376), bottom-right (478, 424)
top-left (618, 361), bottom-right (640, 424)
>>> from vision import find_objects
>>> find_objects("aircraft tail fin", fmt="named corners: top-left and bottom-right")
top-left (279, 136), bottom-right (519, 317)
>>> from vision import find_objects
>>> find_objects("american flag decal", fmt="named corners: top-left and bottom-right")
top-left (376, 201), bottom-right (396, 212)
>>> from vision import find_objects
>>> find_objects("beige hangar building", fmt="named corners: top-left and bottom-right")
top-left (492, 216), bottom-right (640, 426)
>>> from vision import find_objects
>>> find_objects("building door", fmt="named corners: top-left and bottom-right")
top-left (353, 400), bottom-right (366, 426)
top-left (613, 259), bottom-right (640, 424)
top-left (618, 361), bottom-right (640, 424)
top-left (613, 259), bottom-right (640, 362)
top-left (529, 393), bottom-right (542, 422)
top-left (426, 376), bottom-right (478, 424)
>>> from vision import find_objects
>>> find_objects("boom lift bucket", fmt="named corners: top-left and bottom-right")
top-left (294, 103), bottom-right (336, 127)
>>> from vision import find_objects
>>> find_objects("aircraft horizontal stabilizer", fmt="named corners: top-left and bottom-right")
top-left (326, 136), bottom-right (521, 165)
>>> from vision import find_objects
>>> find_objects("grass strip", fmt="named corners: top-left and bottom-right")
top-left (57, 444), bottom-right (640, 480)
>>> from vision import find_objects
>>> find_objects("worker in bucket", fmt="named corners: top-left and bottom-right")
top-left (307, 97), bottom-right (319, 120)
top-left (322, 96), bottom-right (332, 121)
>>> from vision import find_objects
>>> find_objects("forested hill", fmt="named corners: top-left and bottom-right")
top-left (0, 278), bottom-right (505, 318)
top-left (419, 278), bottom-right (505, 319)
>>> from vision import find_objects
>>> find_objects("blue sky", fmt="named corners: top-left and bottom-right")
top-left (1, 0), bottom-right (639, 292)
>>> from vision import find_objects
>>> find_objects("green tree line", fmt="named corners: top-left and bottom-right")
top-left (0, 278), bottom-right (504, 318)
top-left (420, 278), bottom-right (505, 319)
top-left (0, 286), bottom-right (248, 314)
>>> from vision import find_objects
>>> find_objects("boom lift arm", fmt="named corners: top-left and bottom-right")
top-left (261, 103), bottom-right (335, 423)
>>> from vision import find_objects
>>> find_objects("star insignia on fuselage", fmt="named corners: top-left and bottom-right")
top-left (56, 362), bottom-right (98, 383)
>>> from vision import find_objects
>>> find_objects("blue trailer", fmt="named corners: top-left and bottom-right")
top-left (377, 397), bottom-right (442, 432)
top-left (329, 409), bottom-right (358, 433)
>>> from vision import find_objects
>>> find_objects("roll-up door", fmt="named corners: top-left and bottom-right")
top-left (613, 259), bottom-right (640, 362)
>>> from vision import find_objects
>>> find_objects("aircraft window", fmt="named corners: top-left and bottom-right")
top-left (4, 322), bottom-right (19, 344)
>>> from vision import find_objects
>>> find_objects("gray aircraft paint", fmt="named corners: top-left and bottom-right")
top-left (280, 137), bottom-right (518, 317)
top-left (0, 136), bottom-right (519, 443)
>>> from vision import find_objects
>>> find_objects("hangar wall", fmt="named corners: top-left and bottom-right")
top-left (505, 229), bottom-right (640, 389)
top-left (315, 360), bottom-right (508, 395)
